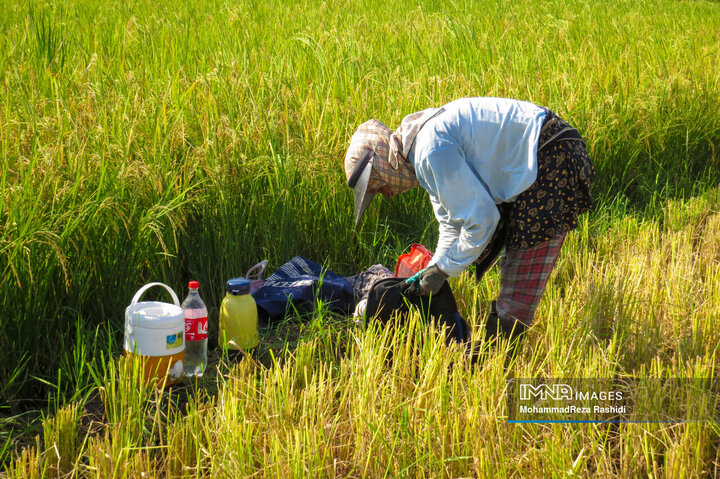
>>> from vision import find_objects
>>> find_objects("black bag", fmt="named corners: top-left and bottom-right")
top-left (364, 277), bottom-right (470, 344)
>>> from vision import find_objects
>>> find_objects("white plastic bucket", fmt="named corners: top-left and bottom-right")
top-left (124, 282), bottom-right (185, 383)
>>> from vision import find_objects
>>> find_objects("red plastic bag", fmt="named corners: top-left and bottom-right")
top-left (394, 244), bottom-right (433, 277)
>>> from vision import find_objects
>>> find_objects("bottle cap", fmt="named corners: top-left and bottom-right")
top-left (225, 278), bottom-right (251, 295)
top-left (188, 281), bottom-right (199, 289)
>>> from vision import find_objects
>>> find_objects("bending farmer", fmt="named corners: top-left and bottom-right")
top-left (343, 97), bottom-right (594, 342)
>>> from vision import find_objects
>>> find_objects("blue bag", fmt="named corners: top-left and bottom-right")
top-left (251, 256), bottom-right (355, 318)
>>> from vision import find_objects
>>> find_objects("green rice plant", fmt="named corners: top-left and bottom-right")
top-left (7, 183), bottom-right (720, 474)
top-left (27, 3), bottom-right (68, 74)
top-left (2, 0), bottom-right (720, 474)
top-left (4, 436), bottom-right (47, 479)
top-left (164, 390), bottom-right (213, 477)
top-left (41, 401), bottom-right (84, 475)
top-left (79, 352), bottom-right (182, 478)
top-left (88, 352), bottom-right (153, 441)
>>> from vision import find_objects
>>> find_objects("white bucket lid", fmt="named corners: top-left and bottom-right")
top-left (125, 283), bottom-right (184, 329)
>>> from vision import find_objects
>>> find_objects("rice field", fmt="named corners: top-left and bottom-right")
top-left (2, 0), bottom-right (720, 476)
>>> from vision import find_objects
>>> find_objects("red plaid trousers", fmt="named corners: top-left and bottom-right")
top-left (496, 232), bottom-right (566, 325)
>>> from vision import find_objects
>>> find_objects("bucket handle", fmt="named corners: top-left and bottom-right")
top-left (130, 282), bottom-right (180, 307)
top-left (245, 260), bottom-right (268, 281)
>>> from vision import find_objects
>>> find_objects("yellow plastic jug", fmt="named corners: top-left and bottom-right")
top-left (219, 278), bottom-right (259, 350)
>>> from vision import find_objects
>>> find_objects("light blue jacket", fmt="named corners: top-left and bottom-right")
top-left (409, 97), bottom-right (547, 277)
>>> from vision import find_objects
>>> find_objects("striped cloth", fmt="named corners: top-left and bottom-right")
top-left (495, 232), bottom-right (566, 325)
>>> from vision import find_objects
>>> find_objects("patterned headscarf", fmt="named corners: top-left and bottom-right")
top-left (344, 107), bottom-right (443, 196)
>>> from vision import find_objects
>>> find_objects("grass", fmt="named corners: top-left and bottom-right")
top-left (1, 0), bottom-right (720, 476)
top-left (4, 192), bottom-right (720, 478)
top-left (4, 185), bottom-right (720, 476)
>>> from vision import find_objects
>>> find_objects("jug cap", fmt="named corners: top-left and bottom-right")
top-left (226, 278), bottom-right (251, 295)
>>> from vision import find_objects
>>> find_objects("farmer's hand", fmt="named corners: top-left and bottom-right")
top-left (407, 264), bottom-right (448, 295)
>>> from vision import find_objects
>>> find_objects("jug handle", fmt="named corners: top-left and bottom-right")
top-left (130, 282), bottom-right (181, 307)
top-left (245, 260), bottom-right (268, 281)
